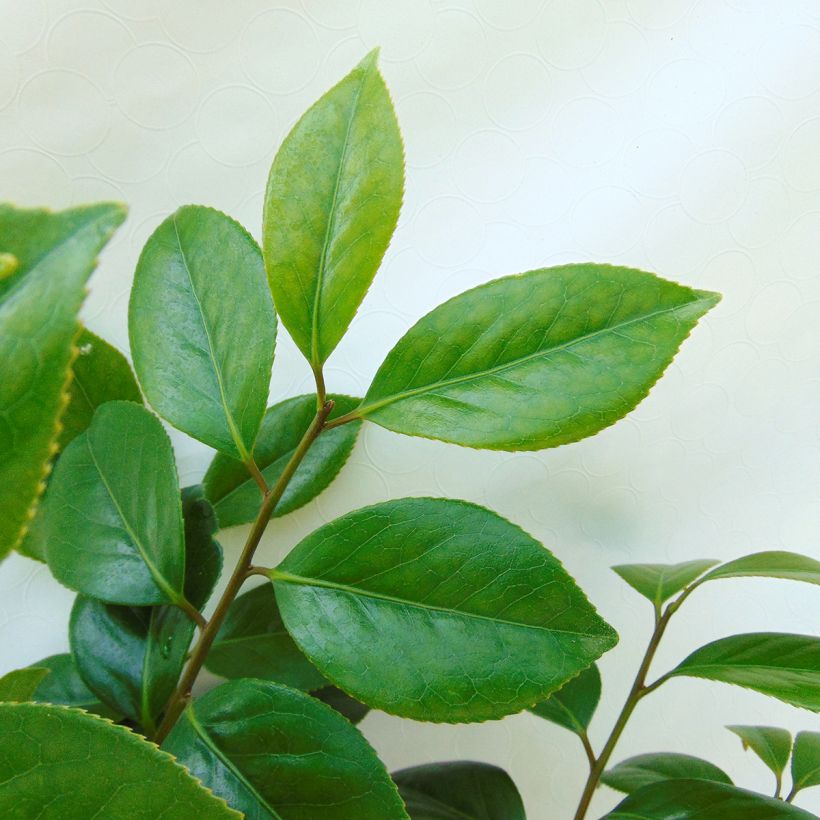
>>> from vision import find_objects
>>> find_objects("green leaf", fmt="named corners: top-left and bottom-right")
top-left (0, 202), bottom-right (126, 558)
top-left (204, 394), bottom-right (361, 528)
top-left (791, 731), bottom-right (820, 796)
top-left (667, 633), bottom-right (820, 711)
top-left (129, 205), bottom-right (276, 459)
top-left (70, 488), bottom-right (222, 733)
top-left (612, 560), bottom-right (718, 607)
top-left (263, 49), bottom-right (404, 366)
top-left (0, 668), bottom-right (49, 702)
top-left (354, 264), bottom-right (719, 450)
top-left (59, 328), bottom-right (143, 449)
top-left (206, 583), bottom-right (326, 691)
top-left (601, 753), bottom-right (733, 794)
top-left (312, 686), bottom-right (370, 725)
top-left (29, 653), bottom-right (118, 718)
top-left (700, 551), bottom-right (820, 586)
top-left (18, 330), bottom-right (144, 562)
top-left (606, 779), bottom-right (816, 819)
top-left (392, 761), bottom-right (525, 820)
top-left (0, 702), bottom-right (239, 818)
top-left (271, 497), bottom-right (618, 722)
top-left (727, 725), bottom-right (792, 779)
top-left (528, 663), bottom-right (601, 735)
top-left (164, 678), bottom-right (408, 819)
top-left (42, 401), bottom-right (185, 605)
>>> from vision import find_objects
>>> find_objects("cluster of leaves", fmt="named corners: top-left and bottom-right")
top-left (0, 50), bottom-right (817, 819)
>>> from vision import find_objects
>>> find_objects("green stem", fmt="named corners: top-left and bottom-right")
top-left (579, 731), bottom-right (596, 770)
top-left (244, 458), bottom-right (269, 495)
top-left (312, 364), bottom-right (326, 409)
top-left (153, 399), bottom-right (335, 744)
top-left (177, 597), bottom-right (207, 631)
top-left (572, 587), bottom-right (695, 820)
top-left (785, 786), bottom-right (797, 803)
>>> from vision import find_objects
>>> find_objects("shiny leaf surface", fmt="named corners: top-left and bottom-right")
top-left (312, 686), bottom-right (369, 725)
top-left (29, 653), bottom-right (117, 718)
top-left (206, 583), bottom-right (326, 691)
top-left (129, 205), bottom-right (276, 459)
top-left (791, 731), bottom-right (820, 795)
top-left (0, 702), bottom-right (239, 818)
top-left (204, 394), bottom-right (361, 528)
top-left (727, 725), bottom-right (792, 778)
top-left (612, 560), bottom-right (718, 607)
top-left (392, 761), bottom-right (525, 820)
top-left (528, 663), bottom-right (601, 735)
top-left (0, 202), bottom-right (125, 557)
top-left (606, 779), bottom-right (816, 819)
top-left (601, 753), bottom-right (732, 794)
top-left (668, 633), bottom-right (820, 711)
top-left (357, 264), bottom-right (719, 450)
top-left (164, 679), bottom-right (407, 819)
top-left (42, 401), bottom-right (185, 605)
top-left (263, 49), bottom-right (403, 365)
top-left (272, 497), bottom-right (618, 722)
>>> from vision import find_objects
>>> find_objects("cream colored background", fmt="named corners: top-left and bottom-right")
top-left (2, 0), bottom-right (820, 816)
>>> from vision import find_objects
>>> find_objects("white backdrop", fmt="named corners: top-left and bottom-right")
top-left (2, 1), bottom-right (819, 816)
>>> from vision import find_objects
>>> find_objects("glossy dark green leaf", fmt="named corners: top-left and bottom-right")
top-left (204, 394), bottom-right (361, 528)
top-left (263, 49), bottom-right (403, 366)
top-left (70, 488), bottom-right (222, 732)
top-left (606, 779), bottom-right (816, 819)
top-left (727, 725), bottom-right (792, 779)
top-left (272, 497), bottom-right (618, 722)
top-left (528, 663), bottom-right (601, 735)
top-left (352, 264), bottom-right (719, 450)
top-left (392, 761), bottom-right (525, 820)
top-left (0, 702), bottom-right (239, 818)
top-left (0, 202), bottom-right (126, 558)
top-left (791, 731), bottom-right (820, 796)
top-left (0, 668), bottom-right (49, 702)
top-left (164, 679), bottom-right (408, 819)
top-left (29, 653), bottom-right (118, 718)
top-left (612, 560), bottom-right (718, 607)
top-left (206, 583), bottom-right (326, 691)
top-left (667, 633), bottom-right (820, 711)
top-left (312, 686), bottom-right (369, 725)
top-left (601, 753), bottom-right (732, 794)
top-left (42, 401), bottom-right (186, 605)
top-left (699, 552), bottom-right (820, 587)
top-left (18, 330), bottom-right (144, 563)
top-left (129, 205), bottom-right (276, 459)
top-left (60, 328), bottom-right (142, 448)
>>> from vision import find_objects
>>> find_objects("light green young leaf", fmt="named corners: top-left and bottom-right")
top-left (699, 552), bottom-right (820, 587)
top-left (19, 328), bottom-right (143, 562)
top-left (0, 668), bottom-right (49, 702)
top-left (205, 583), bottom-right (326, 691)
top-left (667, 633), bottom-right (820, 711)
top-left (601, 753), bottom-right (732, 794)
top-left (272, 497), bottom-right (617, 722)
top-left (606, 779), bottom-right (816, 819)
top-left (0, 202), bottom-right (126, 558)
top-left (42, 401), bottom-right (186, 606)
top-left (164, 679), bottom-right (408, 819)
top-left (612, 560), bottom-right (719, 608)
top-left (392, 761), bottom-right (526, 820)
top-left (347, 264), bottom-right (719, 450)
top-left (129, 205), bottom-right (276, 459)
top-left (528, 664), bottom-right (601, 736)
top-left (727, 725), bottom-right (792, 780)
top-left (204, 394), bottom-right (361, 528)
top-left (0, 702), bottom-right (239, 818)
top-left (29, 653), bottom-right (119, 719)
top-left (69, 488), bottom-right (222, 733)
top-left (791, 731), bottom-right (820, 797)
top-left (263, 49), bottom-right (404, 366)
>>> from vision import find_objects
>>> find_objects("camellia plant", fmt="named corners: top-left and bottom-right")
top-left (0, 50), bottom-right (818, 819)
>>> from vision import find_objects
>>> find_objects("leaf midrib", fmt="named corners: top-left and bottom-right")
top-left (362, 292), bottom-right (716, 416)
top-left (185, 706), bottom-right (282, 820)
top-left (273, 570), bottom-right (611, 639)
top-left (310, 61), bottom-right (370, 366)
top-left (172, 215), bottom-right (248, 460)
